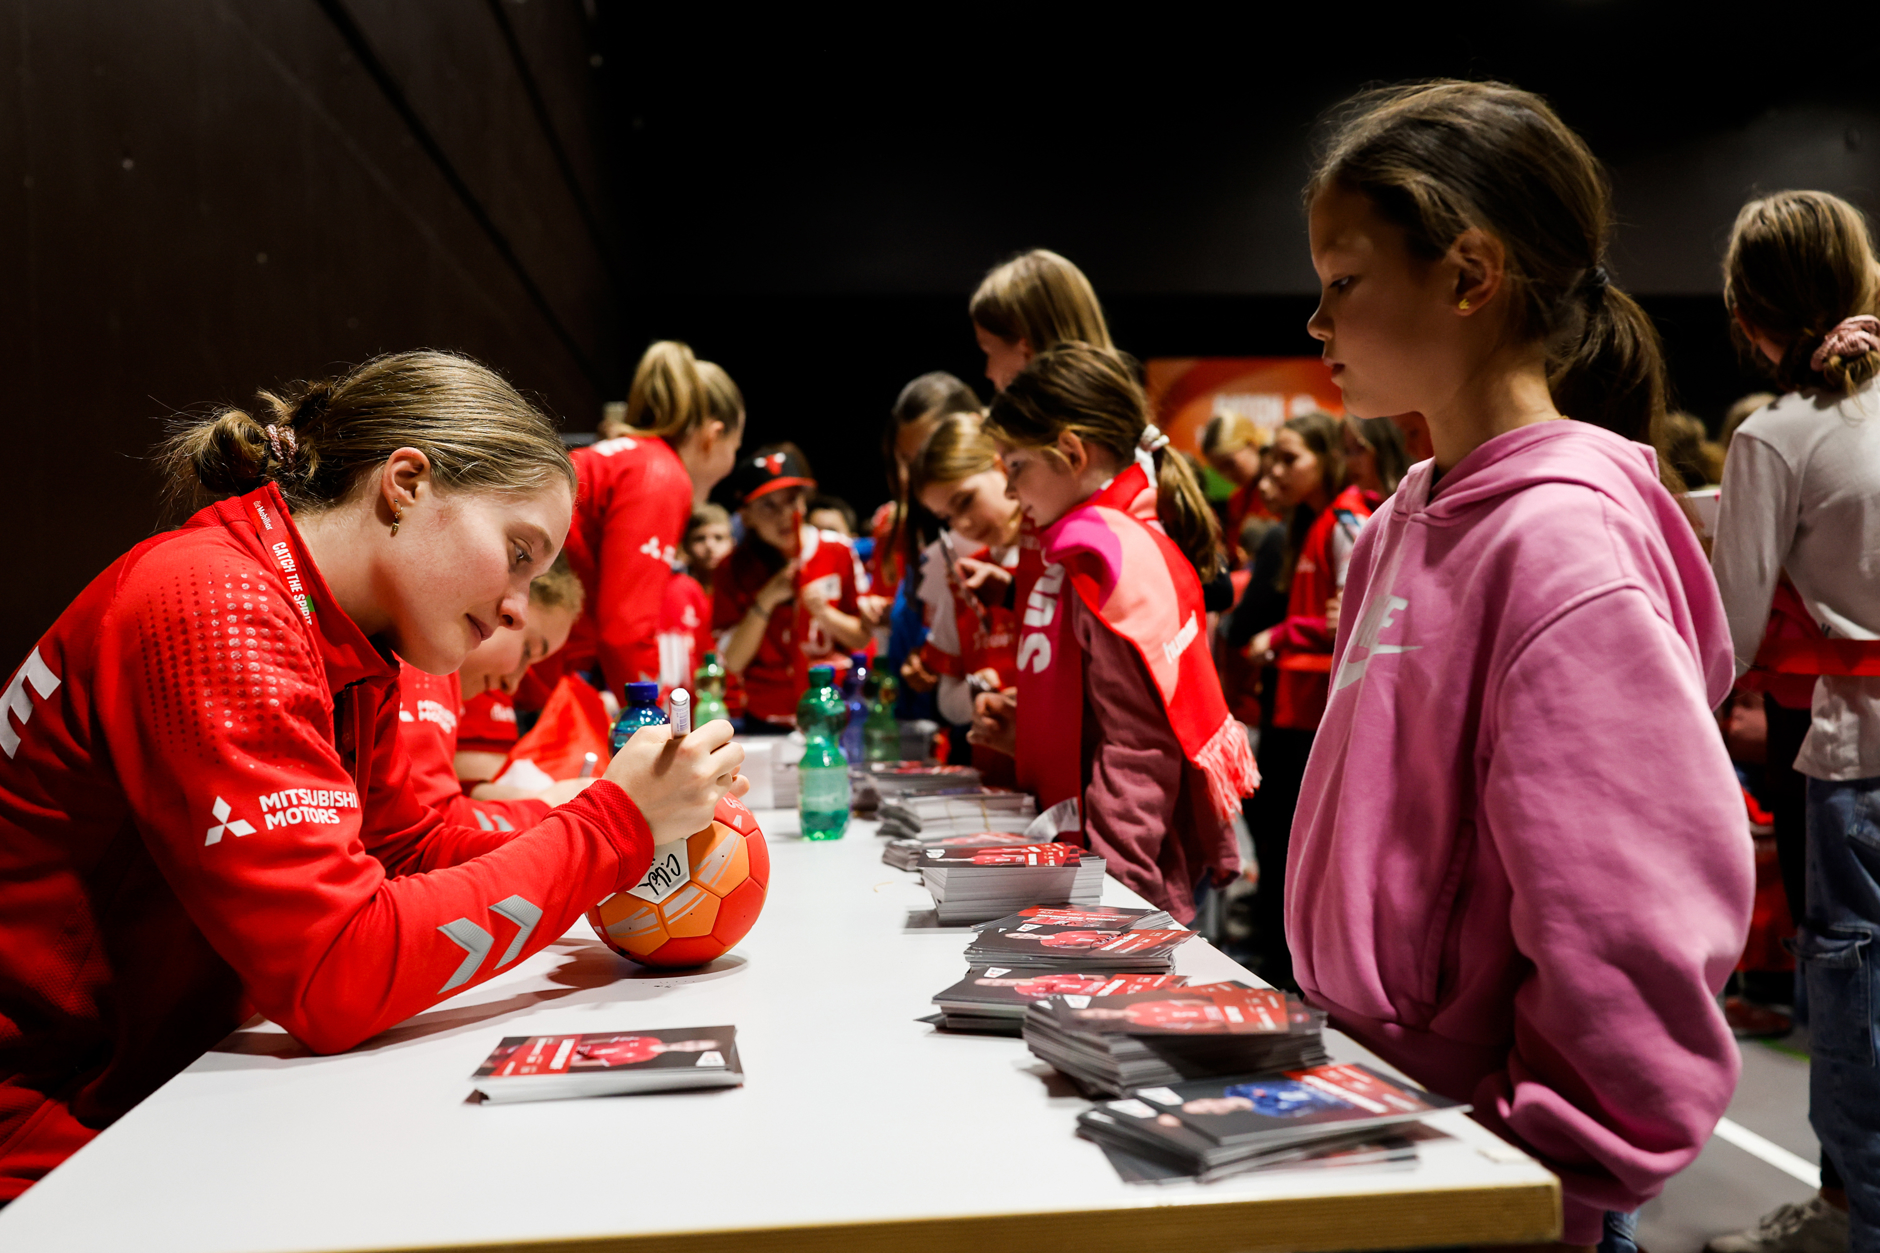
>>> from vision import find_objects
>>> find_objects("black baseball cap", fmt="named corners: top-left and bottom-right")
top-left (725, 445), bottom-right (816, 507)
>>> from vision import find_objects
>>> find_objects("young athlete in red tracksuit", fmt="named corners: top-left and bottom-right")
top-left (973, 345), bottom-right (1259, 925)
top-left (714, 446), bottom-right (869, 730)
top-left (553, 341), bottom-right (744, 703)
top-left (398, 664), bottom-right (549, 832)
top-left (419, 555), bottom-right (590, 805)
top-left (0, 352), bottom-right (744, 1200)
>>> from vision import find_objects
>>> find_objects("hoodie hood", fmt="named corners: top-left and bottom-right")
top-left (1391, 420), bottom-right (1733, 706)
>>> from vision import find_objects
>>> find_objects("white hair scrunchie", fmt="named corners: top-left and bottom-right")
top-left (1133, 423), bottom-right (1170, 479)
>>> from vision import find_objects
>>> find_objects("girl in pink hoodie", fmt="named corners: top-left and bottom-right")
top-left (1287, 81), bottom-right (1753, 1250)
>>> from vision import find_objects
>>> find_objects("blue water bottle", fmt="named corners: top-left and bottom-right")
top-left (611, 681), bottom-right (668, 754)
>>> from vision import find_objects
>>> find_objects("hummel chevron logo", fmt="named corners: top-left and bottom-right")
top-left (204, 796), bottom-right (256, 846)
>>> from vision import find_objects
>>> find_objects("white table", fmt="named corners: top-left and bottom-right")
top-left (0, 810), bottom-right (1559, 1253)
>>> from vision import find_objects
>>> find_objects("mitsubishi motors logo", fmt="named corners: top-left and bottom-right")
top-left (205, 796), bottom-right (256, 846)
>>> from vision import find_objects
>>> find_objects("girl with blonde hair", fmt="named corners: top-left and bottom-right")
top-left (969, 249), bottom-right (1113, 391)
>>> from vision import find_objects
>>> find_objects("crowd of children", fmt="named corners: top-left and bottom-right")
top-left (1, 76), bottom-right (1877, 1253)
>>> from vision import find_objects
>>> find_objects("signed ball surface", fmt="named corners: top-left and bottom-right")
top-left (588, 794), bottom-right (770, 968)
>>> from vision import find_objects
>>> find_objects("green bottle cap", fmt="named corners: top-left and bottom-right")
top-left (808, 665), bottom-right (835, 686)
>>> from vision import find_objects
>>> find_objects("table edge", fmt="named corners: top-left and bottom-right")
top-left (295, 1176), bottom-right (1562, 1253)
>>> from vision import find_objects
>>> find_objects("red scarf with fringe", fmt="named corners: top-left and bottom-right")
top-left (1014, 463), bottom-right (1259, 829)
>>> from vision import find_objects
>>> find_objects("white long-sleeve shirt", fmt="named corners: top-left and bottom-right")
top-left (1711, 383), bottom-right (1880, 780)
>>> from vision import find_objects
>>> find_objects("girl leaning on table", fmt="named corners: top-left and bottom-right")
top-left (1283, 81), bottom-right (1751, 1252)
top-left (969, 342), bottom-right (1260, 925)
top-left (904, 412), bottom-right (1025, 783)
top-left (0, 351), bottom-right (744, 1202)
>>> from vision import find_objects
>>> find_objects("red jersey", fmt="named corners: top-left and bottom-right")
top-left (712, 527), bottom-right (861, 725)
top-left (1270, 484), bottom-right (1373, 730)
top-left (456, 688), bottom-right (520, 757)
top-left (657, 573), bottom-right (716, 696)
top-left (918, 543), bottom-right (1019, 688)
top-left (395, 663), bottom-right (550, 832)
top-left (0, 485), bottom-right (654, 1199)
top-left (561, 435), bottom-right (695, 698)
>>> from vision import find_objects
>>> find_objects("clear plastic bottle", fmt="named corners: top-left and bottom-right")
top-left (863, 672), bottom-right (901, 763)
top-left (839, 652), bottom-right (868, 763)
top-left (611, 681), bottom-right (667, 755)
top-left (692, 652), bottom-right (731, 727)
top-left (797, 665), bottom-right (851, 840)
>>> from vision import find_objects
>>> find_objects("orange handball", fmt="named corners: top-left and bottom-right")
top-left (589, 794), bottom-right (771, 968)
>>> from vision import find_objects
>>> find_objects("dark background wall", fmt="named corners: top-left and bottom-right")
top-left (0, 0), bottom-right (619, 670)
top-left (4, 2), bottom-right (1877, 670)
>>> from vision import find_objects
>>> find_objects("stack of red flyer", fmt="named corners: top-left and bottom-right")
top-left (468, 1027), bottom-right (742, 1104)
top-left (1022, 984), bottom-right (1330, 1096)
top-left (929, 969), bottom-right (1191, 1035)
top-left (883, 830), bottom-right (1040, 871)
top-left (877, 788), bottom-right (1036, 839)
top-left (1075, 1063), bottom-right (1462, 1182)
top-left (962, 906), bottom-right (1194, 972)
top-left (867, 762), bottom-right (982, 797)
top-left (919, 843), bottom-right (1103, 924)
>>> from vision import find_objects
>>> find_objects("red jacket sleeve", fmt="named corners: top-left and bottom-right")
top-left (99, 574), bottom-right (653, 1056)
top-left (592, 453), bottom-right (692, 696)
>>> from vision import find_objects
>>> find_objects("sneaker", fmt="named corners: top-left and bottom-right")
top-left (1706, 1196), bottom-right (1849, 1253)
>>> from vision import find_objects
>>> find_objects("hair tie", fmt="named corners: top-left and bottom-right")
top-left (1810, 314), bottom-right (1880, 372)
top-left (265, 424), bottom-right (298, 471)
top-left (1581, 265), bottom-right (1610, 307)
top-left (1138, 423), bottom-right (1171, 453)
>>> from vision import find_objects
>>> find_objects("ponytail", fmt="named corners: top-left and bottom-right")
top-left (157, 350), bottom-right (572, 523)
top-left (610, 340), bottom-right (744, 443)
top-left (985, 342), bottom-right (1226, 583)
top-left (1547, 278), bottom-right (1667, 446)
top-left (1724, 190), bottom-right (1880, 396)
top-left (1151, 444), bottom-right (1228, 583)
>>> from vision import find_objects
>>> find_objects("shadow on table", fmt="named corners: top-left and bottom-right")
top-left (199, 941), bottom-right (749, 1068)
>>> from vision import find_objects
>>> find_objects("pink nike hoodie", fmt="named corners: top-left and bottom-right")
top-left (1287, 421), bottom-right (1752, 1242)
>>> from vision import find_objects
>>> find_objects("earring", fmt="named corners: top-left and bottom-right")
top-left (390, 502), bottom-right (402, 537)
top-left (1457, 297), bottom-right (1472, 312)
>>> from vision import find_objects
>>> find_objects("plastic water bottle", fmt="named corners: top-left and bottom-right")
top-left (693, 652), bottom-right (731, 727)
top-left (611, 681), bottom-right (667, 755)
top-left (839, 652), bottom-right (868, 763)
top-left (797, 666), bottom-right (850, 840)
top-left (864, 672), bottom-right (901, 762)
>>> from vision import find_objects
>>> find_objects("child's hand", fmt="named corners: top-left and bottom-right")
top-left (1248, 629), bottom-right (1275, 663)
top-left (1325, 593), bottom-right (1343, 634)
top-left (856, 594), bottom-right (891, 628)
top-left (968, 689), bottom-right (1017, 757)
top-left (755, 561), bottom-right (798, 615)
top-left (955, 556), bottom-right (1012, 601)
top-left (900, 653), bottom-right (939, 693)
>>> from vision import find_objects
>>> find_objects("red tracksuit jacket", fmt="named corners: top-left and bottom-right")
top-left (0, 485), bottom-right (654, 1198)
top-left (557, 435), bottom-right (695, 698)
top-left (396, 663), bottom-right (551, 833)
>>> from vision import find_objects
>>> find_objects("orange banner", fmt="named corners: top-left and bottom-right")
top-left (1145, 357), bottom-right (1343, 457)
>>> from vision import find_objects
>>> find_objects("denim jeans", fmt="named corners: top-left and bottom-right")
top-left (1801, 776), bottom-right (1880, 1252)
top-left (1599, 1210), bottom-right (1638, 1253)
